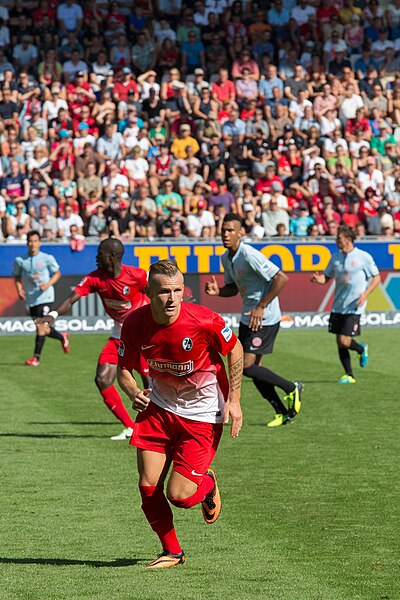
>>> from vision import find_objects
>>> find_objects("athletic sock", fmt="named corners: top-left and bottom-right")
top-left (47, 327), bottom-right (64, 343)
top-left (100, 385), bottom-right (135, 428)
top-left (34, 334), bottom-right (45, 359)
top-left (350, 340), bottom-right (363, 354)
top-left (169, 472), bottom-right (214, 509)
top-left (244, 364), bottom-right (295, 394)
top-left (139, 485), bottom-right (182, 555)
top-left (252, 379), bottom-right (288, 415)
top-left (338, 348), bottom-right (353, 376)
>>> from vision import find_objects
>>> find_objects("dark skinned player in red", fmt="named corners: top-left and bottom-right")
top-left (36, 238), bottom-right (150, 440)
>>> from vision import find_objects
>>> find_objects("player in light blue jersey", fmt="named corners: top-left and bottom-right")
top-left (312, 225), bottom-right (381, 384)
top-left (206, 213), bottom-right (303, 428)
top-left (13, 230), bottom-right (70, 366)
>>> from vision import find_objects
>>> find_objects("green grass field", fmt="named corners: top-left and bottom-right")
top-left (0, 329), bottom-right (399, 600)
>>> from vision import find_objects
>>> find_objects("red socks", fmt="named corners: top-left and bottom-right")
top-left (100, 385), bottom-right (135, 428)
top-left (169, 473), bottom-right (214, 509)
top-left (139, 485), bottom-right (182, 554)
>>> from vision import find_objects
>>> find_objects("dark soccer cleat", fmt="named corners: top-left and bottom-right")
top-left (201, 469), bottom-right (221, 524)
top-left (145, 549), bottom-right (185, 569)
top-left (286, 381), bottom-right (303, 418)
top-left (61, 332), bottom-right (70, 353)
top-left (25, 357), bottom-right (40, 367)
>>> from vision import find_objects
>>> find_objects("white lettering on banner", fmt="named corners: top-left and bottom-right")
top-left (1, 313), bottom-right (400, 335)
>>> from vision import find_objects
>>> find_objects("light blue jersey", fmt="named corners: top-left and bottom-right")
top-left (324, 247), bottom-right (379, 315)
top-left (221, 242), bottom-right (281, 326)
top-left (13, 251), bottom-right (60, 308)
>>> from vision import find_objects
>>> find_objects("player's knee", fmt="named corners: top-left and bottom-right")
top-left (337, 337), bottom-right (351, 349)
top-left (95, 373), bottom-right (110, 391)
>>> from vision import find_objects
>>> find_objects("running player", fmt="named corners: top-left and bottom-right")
top-left (117, 259), bottom-right (243, 569)
top-left (311, 224), bottom-right (381, 384)
top-left (205, 213), bottom-right (303, 428)
top-left (36, 237), bottom-right (150, 440)
top-left (13, 230), bottom-right (70, 366)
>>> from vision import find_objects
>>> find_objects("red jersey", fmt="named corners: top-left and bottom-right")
top-left (74, 265), bottom-right (149, 338)
top-left (119, 303), bottom-right (237, 423)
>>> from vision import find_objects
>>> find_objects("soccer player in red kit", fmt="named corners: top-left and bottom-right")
top-left (117, 259), bottom-right (243, 569)
top-left (35, 238), bottom-right (150, 440)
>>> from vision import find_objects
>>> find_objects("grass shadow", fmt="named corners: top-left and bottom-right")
top-left (29, 422), bottom-right (115, 426)
top-left (0, 556), bottom-right (144, 568)
top-left (0, 433), bottom-right (108, 439)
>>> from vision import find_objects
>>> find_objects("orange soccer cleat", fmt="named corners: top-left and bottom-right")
top-left (25, 357), bottom-right (40, 367)
top-left (145, 550), bottom-right (185, 569)
top-left (201, 469), bottom-right (221, 524)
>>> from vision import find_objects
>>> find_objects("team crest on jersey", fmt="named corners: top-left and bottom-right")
top-left (221, 326), bottom-right (232, 342)
top-left (123, 285), bottom-right (130, 296)
top-left (118, 341), bottom-right (125, 356)
top-left (182, 337), bottom-right (193, 351)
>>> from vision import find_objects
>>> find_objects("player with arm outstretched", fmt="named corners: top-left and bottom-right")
top-left (13, 230), bottom-right (70, 367)
top-left (311, 224), bottom-right (381, 384)
top-left (206, 213), bottom-right (303, 428)
top-left (117, 259), bottom-right (243, 569)
top-left (36, 237), bottom-right (150, 440)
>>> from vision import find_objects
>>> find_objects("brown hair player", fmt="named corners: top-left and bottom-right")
top-left (117, 259), bottom-right (243, 569)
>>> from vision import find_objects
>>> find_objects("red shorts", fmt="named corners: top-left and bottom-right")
top-left (130, 401), bottom-right (223, 484)
top-left (98, 337), bottom-right (149, 376)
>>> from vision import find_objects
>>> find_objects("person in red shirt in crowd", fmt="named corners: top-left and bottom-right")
top-left (345, 108), bottom-right (372, 141)
top-left (58, 189), bottom-right (80, 216)
top-left (342, 199), bottom-right (364, 229)
top-left (72, 105), bottom-right (99, 136)
top-left (36, 238), bottom-right (150, 441)
top-left (67, 71), bottom-right (96, 107)
top-left (117, 259), bottom-right (243, 569)
top-left (113, 67), bottom-right (140, 102)
top-left (49, 129), bottom-right (75, 178)
top-left (255, 162), bottom-right (284, 194)
top-left (212, 67), bottom-right (236, 107)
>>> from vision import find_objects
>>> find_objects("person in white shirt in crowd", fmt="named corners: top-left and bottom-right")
top-left (186, 198), bottom-right (216, 237)
top-left (57, 205), bottom-right (84, 239)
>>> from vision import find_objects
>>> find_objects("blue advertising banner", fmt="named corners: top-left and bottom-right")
top-left (0, 240), bottom-right (399, 276)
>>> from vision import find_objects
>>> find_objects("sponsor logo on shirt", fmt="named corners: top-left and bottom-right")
top-left (182, 337), bottom-right (193, 351)
top-left (147, 359), bottom-right (194, 376)
top-left (118, 341), bottom-right (125, 356)
top-left (221, 325), bottom-right (232, 342)
top-left (78, 276), bottom-right (88, 287)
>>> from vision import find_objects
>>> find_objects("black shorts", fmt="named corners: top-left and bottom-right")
top-left (29, 303), bottom-right (52, 318)
top-left (238, 322), bottom-right (280, 355)
top-left (328, 313), bottom-right (361, 337)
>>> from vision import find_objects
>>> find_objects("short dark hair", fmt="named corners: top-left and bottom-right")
top-left (337, 224), bottom-right (356, 241)
top-left (223, 213), bottom-right (242, 226)
top-left (99, 237), bottom-right (124, 257)
top-left (149, 259), bottom-right (180, 281)
top-left (27, 230), bottom-right (41, 241)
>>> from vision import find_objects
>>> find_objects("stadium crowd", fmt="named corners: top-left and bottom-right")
top-left (1, 0), bottom-right (400, 245)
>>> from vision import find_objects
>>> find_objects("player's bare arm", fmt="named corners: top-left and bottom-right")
top-left (311, 272), bottom-right (329, 285)
top-left (34, 291), bottom-right (81, 326)
top-left (39, 270), bottom-right (61, 292)
top-left (14, 276), bottom-right (26, 301)
top-left (357, 274), bottom-right (381, 307)
top-left (117, 366), bottom-right (152, 412)
top-left (225, 339), bottom-right (244, 438)
top-left (205, 276), bottom-right (238, 297)
top-left (247, 270), bottom-right (288, 332)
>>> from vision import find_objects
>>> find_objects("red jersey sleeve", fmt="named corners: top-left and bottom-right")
top-left (74, 272), bottom-right (101, 297)
top-left (118, 308), bottom-right (143, 371)
top-left (203, 308), bottom-right (237, 356)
